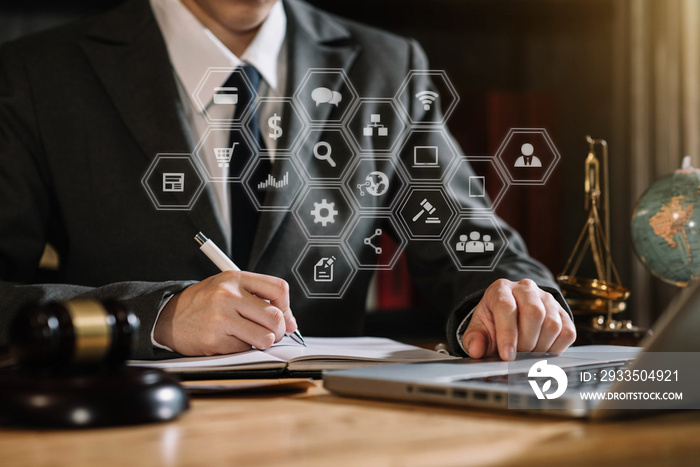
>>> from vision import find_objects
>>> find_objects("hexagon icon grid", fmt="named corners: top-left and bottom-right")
top-left (295, 128), bottom-right (356, 181)
top-left (446, 156), bottom-right (510, 212)
top-left (345, 98), bottom-right (409, 154)
top-left (292, 186), bottom-right (356, 240)
top-left (193, 126), bottom-right (258, 182)
top-left (192, 67), bottom-right (257, 125)
top-left (396, 128), bottom-right (460, 183)
top-left (344, 214), bottom-right (407, 270)
top-left (494, 128), bottom-right (561, 185)
top-left (292, 243), bottom-right (357, 299)
top-left (293, 68), bottom-right (358, 124)
top-left (245, 97), bottom-right (306, 154)
top-left (141, 154), bottom-right (207, 211)
top-left (443, 215), bottom-right (509, 272)
top-left (242, 155), bottom-right (306, 212)
top-left (394, 70), bottom-right (460, 126)
top-left (344, 156), bottom-right (407, 212)
top-left (397, 187), bottom-right (457, 241)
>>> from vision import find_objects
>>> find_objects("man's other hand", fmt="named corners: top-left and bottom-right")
top-left (154, 270), bottom-right (298, 356)
top-left (461, 279), bottom-right (576, 361)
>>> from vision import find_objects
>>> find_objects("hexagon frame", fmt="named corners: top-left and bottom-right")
top-left (342, 156), bottom-right (408, 213)
top-left (293, 68), bottom-right (359, 124)
top-left (192, 125), bottom-right (258, 182)
top-left (494, 128), bottom-right (561, 185)
top-left (241, 154), bottom-right (306, 212)
top-left (292, 185), bottom-right (357, 241)
top-left (344, 98), bottom-right (410, 155)
top-left (192, 67), bottom-right (257, 125)
top-left (141, 153), bottom-right (207, 211)
top-left (292, 242), bottom-right (358, 299)
top-left (243, 97), bottom-right (307, 154)
top-left (397, 187), bottom-right (457, 241)
top-left (295, 127), bottom-right (356, 182)
top-left (446, 155), bottom-right (510, 212)
top-left (396, 127), bottom-right (461, 183)
top-left (344, 214), bottom-right (408, 271)
top-left (443, 214), bottom-right (510, 272)
top-left (394, 70), bottom-right (460, 126)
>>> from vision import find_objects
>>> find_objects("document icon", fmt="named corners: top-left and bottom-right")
top-left (314, 256), bottom-right (336, 282)
top-left (162, 173), bottom-right (185, 192)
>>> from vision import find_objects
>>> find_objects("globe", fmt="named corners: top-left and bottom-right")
top-left (631, 158), bottom-right (700, 286)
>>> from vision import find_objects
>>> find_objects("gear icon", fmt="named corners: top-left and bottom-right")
top-left (310, 199), bottom-right (338, 226)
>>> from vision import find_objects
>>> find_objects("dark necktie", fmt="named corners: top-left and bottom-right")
top-left (226, 64), bottom-right (267, 267)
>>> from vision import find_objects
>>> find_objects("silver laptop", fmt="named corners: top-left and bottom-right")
top-left (324, 282), bottom-right (700, 419)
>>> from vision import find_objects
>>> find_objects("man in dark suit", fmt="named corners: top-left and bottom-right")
top-left (0, 0), bottom-right (575, 360)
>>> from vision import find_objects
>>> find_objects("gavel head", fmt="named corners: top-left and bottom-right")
top-left (10, 299), bottom-right (139, 371)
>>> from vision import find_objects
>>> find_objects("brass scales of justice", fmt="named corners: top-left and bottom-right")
top-left (557, 136), bottom-right (645, 344)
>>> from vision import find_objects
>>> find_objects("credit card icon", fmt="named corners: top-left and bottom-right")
top-left (213, 87), bottom-right (238, 105)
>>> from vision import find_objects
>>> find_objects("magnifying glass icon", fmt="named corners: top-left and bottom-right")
top-left (313, 141), bottom-right (337, 168)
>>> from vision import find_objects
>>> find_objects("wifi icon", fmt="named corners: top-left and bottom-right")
top-left (415, 90), bottom-right (439, 111)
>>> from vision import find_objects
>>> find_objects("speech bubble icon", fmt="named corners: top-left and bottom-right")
top-left (311, 87), bottom-right (333, 106)
top-left (329, 91), bottom-right (342, 106)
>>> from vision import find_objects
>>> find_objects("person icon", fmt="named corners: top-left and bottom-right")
top-left (465, 231), bottom-right (485, 253)
top-left (456, 234), bottom-right (468, 252)
top-left (483, 234), bottom-right (494, 251)
top-left (514, 143), bottom-right (542, 167)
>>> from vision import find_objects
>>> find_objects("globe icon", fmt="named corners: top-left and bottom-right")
top-left (631, 158), bottom-right (700, 286)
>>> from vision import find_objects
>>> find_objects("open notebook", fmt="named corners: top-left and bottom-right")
top-left (130, 336), bottom-right (456, 375)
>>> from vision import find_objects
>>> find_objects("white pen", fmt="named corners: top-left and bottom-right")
top-left (194, 232), bottom-right (306, 347)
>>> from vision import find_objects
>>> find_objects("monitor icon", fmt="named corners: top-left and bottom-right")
top-left (413, 146), bottom-right (439, 168)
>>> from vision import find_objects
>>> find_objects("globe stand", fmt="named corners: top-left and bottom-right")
top-left (557, 136), bottom-right (641, 343)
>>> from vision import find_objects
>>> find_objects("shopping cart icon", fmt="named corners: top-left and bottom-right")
top-left (214, 142), bottom-right (239, 168)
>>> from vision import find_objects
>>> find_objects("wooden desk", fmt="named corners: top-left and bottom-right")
top-left (2, 381), bottom-right (699, 466)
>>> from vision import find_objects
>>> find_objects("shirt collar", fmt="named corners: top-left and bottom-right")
top-left (150, 0), bottom-right (286, 113)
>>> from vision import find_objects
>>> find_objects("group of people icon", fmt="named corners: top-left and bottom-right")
top-left (455, 231), bottom-right (494, 253)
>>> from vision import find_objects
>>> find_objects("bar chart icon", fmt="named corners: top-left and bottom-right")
top-left (257, 172), bottom-right (289, 190)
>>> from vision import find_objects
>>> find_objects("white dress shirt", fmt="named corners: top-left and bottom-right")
top-left (148, 0), bottom-right (287, 350)
top-left (150, 0), bottom-right (287, 244)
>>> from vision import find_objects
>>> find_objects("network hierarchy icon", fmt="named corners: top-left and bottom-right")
top-left (141, 68), bottom-right (561, 299)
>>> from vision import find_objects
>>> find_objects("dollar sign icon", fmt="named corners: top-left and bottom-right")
top-left (268, 113), bottom-right (283, 140)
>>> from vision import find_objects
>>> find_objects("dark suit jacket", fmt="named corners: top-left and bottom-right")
top-left (0, 0), bottom-right (569, 359)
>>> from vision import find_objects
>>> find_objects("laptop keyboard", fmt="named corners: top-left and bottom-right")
top-left (458, 361), bottom-right (630, 389)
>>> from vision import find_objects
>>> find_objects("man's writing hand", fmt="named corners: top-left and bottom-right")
top-left (154, 270), bottom-right (298, 356)
top-left (461, 279), bottom-right (576, 361)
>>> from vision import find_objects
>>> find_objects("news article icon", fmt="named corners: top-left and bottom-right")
top-left (314, 256), bottom-right (336, 282)
top-left (162, 173), bottom-right (185, 193)
top-left (213, 87), bottom-right (238, 105)
top-left (142, 154), bottom-right (207, 211)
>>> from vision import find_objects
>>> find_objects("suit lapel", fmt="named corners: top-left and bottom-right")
top-left (79, 0), bottom-right (226, 248)
top-left (248, 1), bottom-right (360, 268)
